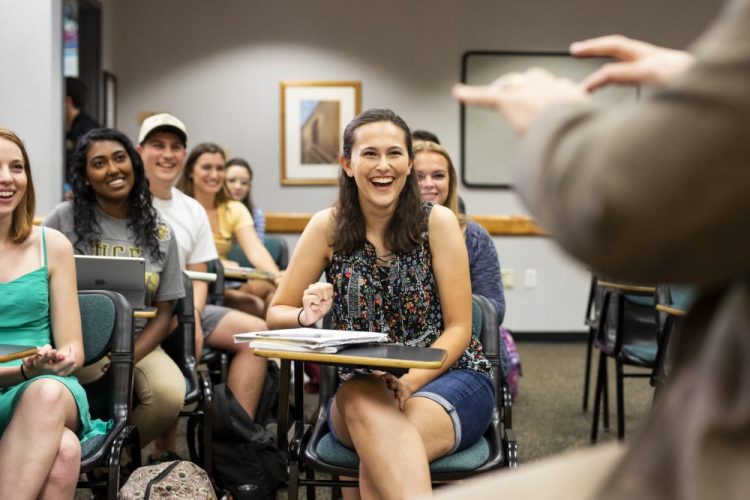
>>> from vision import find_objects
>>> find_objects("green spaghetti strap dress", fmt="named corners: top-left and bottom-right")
top-left (0, 228), bottom-right (111, 441)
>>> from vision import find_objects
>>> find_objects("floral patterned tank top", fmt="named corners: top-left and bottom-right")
top-left (325, 202), bottom-right (491, 378)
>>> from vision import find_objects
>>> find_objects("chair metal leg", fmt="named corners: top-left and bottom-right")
top-left (582, 326), bottom-right (595, 412)
top-left (602, 355), bottom-right (610, 431)
top-left (616, 359), bottom-right (626, 440)
top-left (288, 460), bottom-right (300, 500)
top-left (305, 466), bottom-right (316, 500)
top-left (591, 350), bottom-right (605, 443)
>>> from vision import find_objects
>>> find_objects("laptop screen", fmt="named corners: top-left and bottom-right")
top-left (74, 255), bottom-right (147, 309)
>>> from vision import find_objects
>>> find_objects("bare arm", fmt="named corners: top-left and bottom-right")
top-left (235, 224), bottom-right (281, 281)
top-left (133, 301), bottom-right (174, 364)
top-left (41, 229), bottom-right (83, 375)
top-left (267, 209), bottom-right (334, 329)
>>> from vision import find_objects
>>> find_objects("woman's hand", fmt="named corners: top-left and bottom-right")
top-left (299, 282), bottom-right (333, 326)
top-left (379, 372), bottom-right (417, 411)
top-left (23, 344), bottom-right (78, 377)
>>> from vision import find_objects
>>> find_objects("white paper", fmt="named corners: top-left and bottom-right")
top-left (234, 328), bottom-right (388, 348)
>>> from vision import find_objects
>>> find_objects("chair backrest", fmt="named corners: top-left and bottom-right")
top-left (206, 258), bottom-right (226, 306)
top-left (162, 272), bottom-right (201, 403)
top-left (228, 244), bottom-right (252, 269)
top-left (263, 236), bottom-right (289, 270)
top-left (472, 295), bottom-right (503, 405)
top-left (78, 290), bottom-right (134, 424)
top-left (599, 285), bottom-right (657, 355)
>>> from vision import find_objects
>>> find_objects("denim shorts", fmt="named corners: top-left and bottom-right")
top-left (327, 368), bottom-right (495, 454)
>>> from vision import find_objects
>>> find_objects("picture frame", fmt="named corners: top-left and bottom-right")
top-left (280, 81), bottom-right (362, 185)
top-left (459, 51), bottom-right (639, 188)
top-left (102, 70), bottom-right (117, 128)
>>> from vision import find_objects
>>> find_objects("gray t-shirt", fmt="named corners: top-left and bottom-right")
top-left (44, 201), bottom-right (185, 310)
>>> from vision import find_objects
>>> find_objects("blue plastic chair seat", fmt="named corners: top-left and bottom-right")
top-left (316, 433), bottom-right (490, 472)
top-left (622, 343), bottom-right (658, 364)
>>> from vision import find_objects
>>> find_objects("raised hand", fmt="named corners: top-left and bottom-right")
top-left (571, 35), bottom-right (695, 92)
top-left (299, 282), bottom-right (334, 327)
top-left (453, 68), bottom-right (587, 135)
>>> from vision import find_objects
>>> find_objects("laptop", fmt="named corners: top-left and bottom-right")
top-left (74, 255), bottom-right (147, 310)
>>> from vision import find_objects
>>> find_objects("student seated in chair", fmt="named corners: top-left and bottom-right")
top-left (178, 142), bottom-right (281, 318)
top-left (137, 114), bottom-right (270, 461)
top-left (267, 109), bottom-right (495, 499)
top-left (0, 128), bottom-right (109, 499)
top-left (413, 140), bottom-right (506, 324)
top-left (44, 128), bottom-right (187, 459)
top-left (225, 157), bottom-right (266, 242)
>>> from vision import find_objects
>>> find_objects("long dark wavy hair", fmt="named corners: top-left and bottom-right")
top-left (333, 108), bottom-right (424, 254)
top-left (70, 128), bottom-right (163, 262)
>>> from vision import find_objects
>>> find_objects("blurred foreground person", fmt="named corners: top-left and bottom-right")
top-left (449, 0), bottom-right (750, 498)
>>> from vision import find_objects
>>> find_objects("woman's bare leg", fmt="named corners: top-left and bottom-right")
top-left (37, 428), bottom-right (81, 500)
top-left (0, 378), bottom-right (80, 499)
top-left (331, 376), bottom-right (454, 499)
top-left (208, 310), bottom-right (268, 418)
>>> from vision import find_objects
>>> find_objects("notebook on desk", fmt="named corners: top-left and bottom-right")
top-left (74, 255), bottom-right (147, 310)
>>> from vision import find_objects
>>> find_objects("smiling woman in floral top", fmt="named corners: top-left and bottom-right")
top-left (267, 108), bottom-right (494, 499)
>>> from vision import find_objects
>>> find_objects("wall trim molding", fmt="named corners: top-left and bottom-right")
top-left (265, 212), bottom-right (546, 236)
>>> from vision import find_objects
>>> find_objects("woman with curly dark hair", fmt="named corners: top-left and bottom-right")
top-left (44, 128), bottom-right (187, 452)
top-left (268, 109), bottom-right (495, 498)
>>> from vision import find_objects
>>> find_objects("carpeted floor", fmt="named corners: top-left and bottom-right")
top-left (76, 341), bottom-right (656, 499)
top-left (512, 341), bottom-right (653, 463)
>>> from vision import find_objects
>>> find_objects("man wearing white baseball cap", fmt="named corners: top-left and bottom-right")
top-left (138, 113), bottom-right (269, 464)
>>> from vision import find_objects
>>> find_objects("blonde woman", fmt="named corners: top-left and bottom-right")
top-left (413, 140), bottom-right (506, 323)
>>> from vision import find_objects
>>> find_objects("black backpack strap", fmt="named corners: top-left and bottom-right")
top-left (144, 461), bottom-right (181, 500)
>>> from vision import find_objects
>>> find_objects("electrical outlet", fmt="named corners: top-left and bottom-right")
top-left (524, 269), bottom-right (538, 289)
top-left (501, 269), bottom-right (514, 289)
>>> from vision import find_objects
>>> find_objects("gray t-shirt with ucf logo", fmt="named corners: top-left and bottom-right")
top-left (44, 202), bottom-right (185, 326)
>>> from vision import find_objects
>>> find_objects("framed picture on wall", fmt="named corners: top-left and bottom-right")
top-left (102, 71), bottom-right (117, 128)
top-left (280, 81), bottom-right (362, 185)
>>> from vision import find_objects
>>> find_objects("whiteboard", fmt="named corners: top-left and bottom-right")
top-left (460, 51), bottom-right (639, 188)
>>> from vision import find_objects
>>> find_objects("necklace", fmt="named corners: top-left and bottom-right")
top-left (376, 252), bottom-right (395, 266)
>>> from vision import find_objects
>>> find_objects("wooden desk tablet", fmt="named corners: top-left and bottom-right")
top-left (253, 344), bottom-right (446, 370)
top-left (656, 304), bottom-right (687, 317)
top-left (0, 344), bottom-right (38, 363)
top-left (133, 307), bottom-right (158, 319)
top-left (597, 280), bottom-right (656, 294)
top-left (223, 267), bottom-right (275, 282)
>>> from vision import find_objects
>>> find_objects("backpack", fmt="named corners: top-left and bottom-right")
top-left (211, 367), bottom-right (288, 499)
top-left (500, 326), bottom-right (522, 399)
top-left (119, 460), bottom-right (217, 499)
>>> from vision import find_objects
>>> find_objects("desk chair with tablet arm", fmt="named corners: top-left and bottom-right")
top-left (76, 290), bottom-right (140, 500)
top-left (266, 294), bottom-right (518, 500)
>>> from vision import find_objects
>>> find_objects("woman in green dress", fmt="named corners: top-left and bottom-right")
top-left (0, 128), bottom-right (108, 499)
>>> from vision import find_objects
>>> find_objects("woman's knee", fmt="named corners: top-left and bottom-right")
top-left (18, 379), bottom-right (74, 420)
